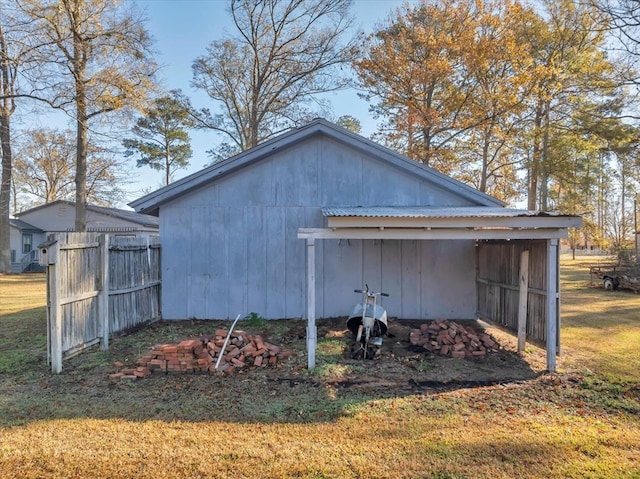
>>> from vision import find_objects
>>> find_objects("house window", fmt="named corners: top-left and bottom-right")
top-left (11, 249), bottom-right (16, 262)
top-left (22, 234), bottom-right (32, 254)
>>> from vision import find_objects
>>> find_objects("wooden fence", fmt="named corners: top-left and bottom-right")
top-left (43, 232), bottom-right (160, 373)
top-left (476, 239), bottom-right (552, 348)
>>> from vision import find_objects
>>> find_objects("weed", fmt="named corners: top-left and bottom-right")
top-left (244, 311), bottom-right (267, 329)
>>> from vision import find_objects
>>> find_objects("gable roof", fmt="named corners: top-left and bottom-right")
top-left (9, 218), bottom-right (44, 232)
top-left (129, 118), bottom-right (505, 215)
top-left (15, 200), bottom-right (159, 229)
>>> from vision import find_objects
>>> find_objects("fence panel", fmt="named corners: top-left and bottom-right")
top-left (476, 240), bottom-right (548, 346)
top-left (45, 232), bottom-right (161, 372)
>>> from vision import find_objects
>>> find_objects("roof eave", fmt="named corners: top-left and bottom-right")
top-left (129, 119), bottom-right (505, 213)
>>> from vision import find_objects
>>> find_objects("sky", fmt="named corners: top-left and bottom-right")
top-left (120, 0), bottom-right (407, 202)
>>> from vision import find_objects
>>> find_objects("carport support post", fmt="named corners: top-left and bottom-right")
top-left (517, 250), bottom-right (529, 352)
top-left (306, 238), bottom-right (317, 369)
top-left (546, 238), bottom-right (559, 372)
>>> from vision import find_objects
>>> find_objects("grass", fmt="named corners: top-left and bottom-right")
top-left (1, 266), bottom-right (640, 478)
top-left (0, 274), bottom-right (47, 375)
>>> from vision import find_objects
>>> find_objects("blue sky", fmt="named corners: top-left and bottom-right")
top-left (130, 0), bottom-right (406, 195)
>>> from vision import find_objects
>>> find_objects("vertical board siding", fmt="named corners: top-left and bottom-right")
top-left (159, 135), bottom-right (482, 320)
top-left (476, 240), bottom-right (547, 344)
top-left (47, 232), bottom-right (160, 370)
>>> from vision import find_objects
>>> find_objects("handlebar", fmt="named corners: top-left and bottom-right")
top-left (354, 288), bottom-right (389, 297)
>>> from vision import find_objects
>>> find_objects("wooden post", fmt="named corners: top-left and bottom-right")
top-left (306, 238), bottom-right (316, 369)
top-left (517, 249), bottom-right (529, 352)
top-left (49, 238), bottom-right (62, 374)
top-left (99, 234), bottom-right (110, 351)
top-left (546, 238), bottom-right (559, 372)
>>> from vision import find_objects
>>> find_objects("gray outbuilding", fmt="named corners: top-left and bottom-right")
top-left (130, 118), bottom-right (581, 371)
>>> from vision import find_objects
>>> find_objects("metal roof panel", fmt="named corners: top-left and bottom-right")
top-left (321, 206), bottom-right (569, 219)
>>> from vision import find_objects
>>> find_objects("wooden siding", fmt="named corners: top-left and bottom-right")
top-left (476, 240), bottom-right (548, 345)
top-left (46, 233), bottom-right (160, 372)
top-left (160, 135), bottom-right (487, 320)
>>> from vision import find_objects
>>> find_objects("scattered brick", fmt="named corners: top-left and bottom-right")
top-left (409, 319), bottom-right (501, 358)
top-left (109, 329), bottom-right (293, 380)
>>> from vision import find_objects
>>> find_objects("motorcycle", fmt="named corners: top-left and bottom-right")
top-left (346, 285), bottom-right (389, 359)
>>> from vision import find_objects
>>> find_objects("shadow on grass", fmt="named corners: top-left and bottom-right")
top-left (0, 317), bottom-right (548, 428)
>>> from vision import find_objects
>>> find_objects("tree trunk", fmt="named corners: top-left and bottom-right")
top-left (75, 92), bottom-right (88, 232)
top-left (528, 102), bottom-right (544, 211)
top-left (0, 24), bottom-right (13, 273)
top-left (540, 102), bottom-right (551, 211)
top-left (73, 1), bottom-right (88, 233)
top-left (0, 110), bottom-right (11, 273)
top-left (479, 121), bottom-right (494, 193)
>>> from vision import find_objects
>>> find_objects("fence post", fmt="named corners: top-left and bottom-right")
top-left (100, 234), bottom-right (110, 350)
top-left (49, 237), bottom-right (62, 373)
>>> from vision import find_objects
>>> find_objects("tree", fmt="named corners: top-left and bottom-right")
top-left (591, 0), bottom-right (640, 59)
top-left (0, 2), bottom-right (31, 272)
top-left (522, 0), bottom-right (616, 210)
top-left (123, 91), bottom-right (193, 185)
top-left (0, 18), bottom-right (16, 273)
top-left (191, 0), bottom-right (357, 151)
top-left (336, 115), bottom-right (361, 134)
top-left (14, 128), bottom-right (75, 203)
top-left (13, 127), bottom-right (129, 209)
top-left (355, 0), bottom-right (533, 181)
top-left (18, 0), bottom-right (156, 231)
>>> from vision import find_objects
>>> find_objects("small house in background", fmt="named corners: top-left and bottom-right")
top-left (130, 118), bottom-right (581, 371)
top-left (9, 219), bottom-right (45, 273)
top-left (10, 200), bottom-right (159, 274)
top-left (14, 200), bottom-right (160, 235)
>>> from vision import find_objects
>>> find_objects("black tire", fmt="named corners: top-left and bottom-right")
top-left (603, 277), bottom-right (615, 291)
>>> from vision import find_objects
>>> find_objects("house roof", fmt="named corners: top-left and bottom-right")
top-left (9, 218), bottom-right (44, 232)
top-left (129, 118), bottom-right (505, 215)
top-left (15, 200), bottom-right (159, 229)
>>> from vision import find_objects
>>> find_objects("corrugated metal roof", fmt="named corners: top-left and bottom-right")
top-left (322, 206), bottom-right (565, 219)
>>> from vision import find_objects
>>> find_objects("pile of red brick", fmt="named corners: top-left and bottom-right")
top-left (409, 319), bottom-right (500, 358)
top-left (109, 328), bottom-right (293, 380)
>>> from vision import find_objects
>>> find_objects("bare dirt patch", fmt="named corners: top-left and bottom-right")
top-left (104, 316), bottom-right (547, 396)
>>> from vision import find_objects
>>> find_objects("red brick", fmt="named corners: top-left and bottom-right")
top-left (279, 351), bottom-right (293, 360)
top-left (149, 359), bottom-right (167, 371)
top-left (265, 342), bottom-right (281, 354)
top-left (136, 356), bottom-right (152, 366)
top-left (134, 367), bottom-right (151, 378)
top-left (254, 356), bottom-right (263, 367)
top-left (451, 351), bottom-right (466, 359)
top-left (108, 372), bottom-right (124, 379)
top-left (226, 347), bottom-right (241, 359)
top-left (240, 344), bottom-right (257, 355)
top-left (231, 357), bottom-right (245, 367)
